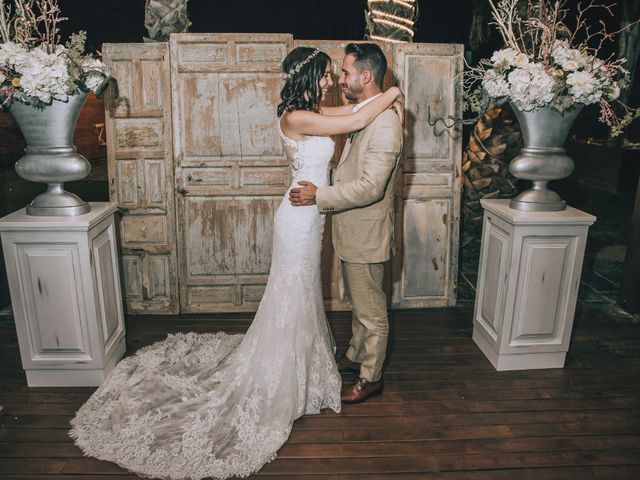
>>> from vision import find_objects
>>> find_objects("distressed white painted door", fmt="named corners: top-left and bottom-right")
top-left (170, 34), bottom-right (293, 312)
top-left (103, 43), bottom-right (179, 314)
top-left (391, 43), bottom-right (464, 308)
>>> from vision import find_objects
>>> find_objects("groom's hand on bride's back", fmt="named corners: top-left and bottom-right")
top-left (289, 181), bottom-right (317, 206)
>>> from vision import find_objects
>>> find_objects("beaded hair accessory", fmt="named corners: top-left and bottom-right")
top-left (284, 48), bottom-right (321, 79)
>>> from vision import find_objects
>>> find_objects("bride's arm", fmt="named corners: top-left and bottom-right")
top-left (320, 104), bottom-right (355, 115)
top-left (283, 86), bottom-right (401, 137)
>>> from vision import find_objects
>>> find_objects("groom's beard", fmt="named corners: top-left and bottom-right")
top-left (342, 82), bottom-right (364, 103)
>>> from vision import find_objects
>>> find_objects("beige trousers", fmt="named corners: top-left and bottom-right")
top-left (342, 261), bottom-right (388, 382)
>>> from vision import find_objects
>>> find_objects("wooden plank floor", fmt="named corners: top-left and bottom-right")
top-left (1, 305), bottom-right (639, 479)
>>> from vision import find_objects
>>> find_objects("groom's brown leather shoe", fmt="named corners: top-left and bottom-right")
top-left (341, 377), bottom-right (383, 403)
top-left (337, 355), bottom-right (361, 374)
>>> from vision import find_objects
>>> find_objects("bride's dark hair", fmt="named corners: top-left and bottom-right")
top-left (277, 47), bottom-right (331, 117)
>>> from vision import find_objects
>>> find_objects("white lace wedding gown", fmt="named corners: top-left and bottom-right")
top-left (70, 121), bottom-right (341, 480)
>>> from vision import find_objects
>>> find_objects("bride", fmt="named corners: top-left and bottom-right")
top-left (70, 46), bottom-right (402, 480)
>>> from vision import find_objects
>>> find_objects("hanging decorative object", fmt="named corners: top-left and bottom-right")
top-left (365, 0), bottom-right (419, 44)
top-left (144, 0), bottom-right (191, 43)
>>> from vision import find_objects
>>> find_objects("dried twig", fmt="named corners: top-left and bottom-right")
top-left (0, 0), bottom-right (12, 43)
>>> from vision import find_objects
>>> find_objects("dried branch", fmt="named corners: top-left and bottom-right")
top-left (465, 0), bottom-right (640, 137)
top-left (488, 0), bottom-right (523, 51)
top-left (5, 1), bottom-right (67, 52)
top-left (0, 0), bottom-right (12, 43)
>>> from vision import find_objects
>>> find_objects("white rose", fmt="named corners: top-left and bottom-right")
top-left (514, 53), bottom-right (530, 66)
top-left (552, 40), bottom-right (589, 72)
top-left (566, 70), bottom-right (601, 104)
top-left (609, 83), bottom-right (621, 100)
top-left (563, 60), bottom-right (579, 71)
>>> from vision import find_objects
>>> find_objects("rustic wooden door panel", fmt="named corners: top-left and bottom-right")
top-left (121, 253), bottom-right (172, 311)
top-left (399, 198), bottom-right (451, 302)
top-left (104, 43), bottom-right (178, 314)
top-left (183, 198), bottom-right (237, 276)
top-left (392, 43), bottom-right (464, 308)
top-left (177, 74), bottom-right (284, 161)
top-left (171, 34), bottom-right (293, 312)
top-left (181, 198), bottom-right (277, 277)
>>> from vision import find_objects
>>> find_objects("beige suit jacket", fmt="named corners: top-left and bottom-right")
top-left (316, 109), bottom-right (403, 263)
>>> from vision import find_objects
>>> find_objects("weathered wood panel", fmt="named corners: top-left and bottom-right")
top-left (103, 43), bottom-right (178, 314)
top-left (392, 43), bottom-right (464, 308)
top-left (170, 34), bottom-right (293, 312)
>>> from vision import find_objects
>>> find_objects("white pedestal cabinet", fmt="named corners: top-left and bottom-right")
top-left (472, 199), bottom-right (596, 371)
top-left (0, 202), bottom-right (125, 386)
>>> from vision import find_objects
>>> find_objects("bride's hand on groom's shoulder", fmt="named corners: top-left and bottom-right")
top-left (390, 90), bottom-right (404, 125)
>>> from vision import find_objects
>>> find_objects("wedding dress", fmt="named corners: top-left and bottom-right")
top-left (70, 120), bottom-right (341, 480)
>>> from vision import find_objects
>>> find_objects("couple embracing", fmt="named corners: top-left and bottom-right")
top-left (70, 43), bottom-right (403, 480)
top-left (285, 43), bottom-right (403, 403)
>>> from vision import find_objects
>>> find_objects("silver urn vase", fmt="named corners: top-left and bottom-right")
top-left (509, 103), bottom-right (584, 212)
top-left (9, 92), bottom-right (91, 216)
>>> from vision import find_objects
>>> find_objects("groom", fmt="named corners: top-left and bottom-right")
top-left (289, 43), bottom-right (403, 403)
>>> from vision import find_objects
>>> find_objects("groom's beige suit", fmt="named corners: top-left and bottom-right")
top-left (315, 101), bottom-right (403, 382)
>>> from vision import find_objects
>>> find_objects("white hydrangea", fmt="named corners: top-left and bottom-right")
top-left (482, 69), bottom-right (510, 98)
top-left (551, 40), bottom-right (587, 71)
top-left (490, 48), bottom-right (519, 71)
top-left (566, 70), bottom-right (601, 104)
top-left (466, 22), bottom-right (633, 128)
top-left (0, 41), bottom-right (28, 68)
top-left (81, 58), bottom-right (110, 92)
top-left (507, 63), bottom-right (556, 110)
top-left (0, 40), bottom-right (110, 106)
top-left (16, 46), bottom-right (73, 103)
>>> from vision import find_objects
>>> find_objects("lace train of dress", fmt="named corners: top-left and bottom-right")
top-left (69, 123), bottom-right (341, 480)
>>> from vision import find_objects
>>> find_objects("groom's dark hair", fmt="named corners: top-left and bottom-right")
top-left (345, 43), bottom-right (387, 89)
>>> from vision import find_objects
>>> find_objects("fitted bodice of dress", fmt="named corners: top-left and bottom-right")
top-left (278, 118), bottom-right (334, 189)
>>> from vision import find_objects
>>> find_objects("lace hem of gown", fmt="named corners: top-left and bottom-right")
top-left (69, 118), bottom-right (339, 480)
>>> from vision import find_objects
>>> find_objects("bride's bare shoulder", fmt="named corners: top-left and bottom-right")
top-left (282, 110), bottom-right (317, 125)
top-left (281, 111), bottom-right (315, 141)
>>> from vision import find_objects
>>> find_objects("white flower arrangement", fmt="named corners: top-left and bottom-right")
top-left (480, 41), bottom-right (619, 112)
top-left (0, 0), bottom-right (111, 108)
top-left (465, 0), bottom-right (639, 137)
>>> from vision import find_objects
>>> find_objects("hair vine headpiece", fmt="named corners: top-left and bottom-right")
top-left (285, 48), bottom-right (321, 79)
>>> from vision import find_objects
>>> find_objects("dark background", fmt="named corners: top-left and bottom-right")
top-left (55, 0), bottom-right (633, 101)
top-left (58, 0), bottom-right (475, 51)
